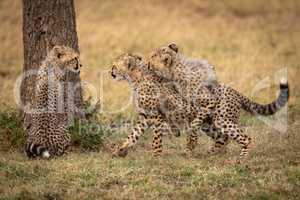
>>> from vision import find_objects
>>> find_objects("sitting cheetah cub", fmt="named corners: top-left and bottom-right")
top-left (25, 45), bottom-right (82, 158)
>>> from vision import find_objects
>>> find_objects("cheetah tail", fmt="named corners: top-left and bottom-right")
top-left (25, 142), bottom-right (50, 159)
top-left (241, 78), bottom-right (289, 116)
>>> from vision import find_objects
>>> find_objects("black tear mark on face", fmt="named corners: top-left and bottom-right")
top-left (111, 65), bottom-right (117, 78)
top-left (147, 61), bottom-right (151, 70)
top-left (127, 60), bottom-right (131, 69)
top-left (162, 53), bottom-right (172, 67)
top-left (74, 57), bottom-right (79, 70)
top-left (163, 57), bottom-right (169, 65)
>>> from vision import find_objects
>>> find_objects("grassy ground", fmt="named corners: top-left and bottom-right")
top-left (0, 0), bottom-right (300, 199)
top-left (1, 120), bottom-right (300, 199)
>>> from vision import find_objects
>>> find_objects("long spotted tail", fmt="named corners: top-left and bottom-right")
top-left (241, 78), bottom-right (289, 115)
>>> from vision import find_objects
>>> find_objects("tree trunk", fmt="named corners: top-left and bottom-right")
top-left (21, 0), bottom-right (84, 127)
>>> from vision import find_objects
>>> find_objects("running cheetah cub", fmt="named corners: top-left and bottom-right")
top-left (110, 53), bottom-right (212, 158)
top-left (147, 43), bottom-right (289, 160)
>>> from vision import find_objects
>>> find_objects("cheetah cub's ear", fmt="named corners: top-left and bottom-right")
top-left (133, 53), bottom-right (143, 61)
top-left (168, 43), bottom-right (179, 53)
top-left (126, 53), bottom-right (142, 69)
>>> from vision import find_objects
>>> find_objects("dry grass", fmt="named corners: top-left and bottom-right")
top-left (0, 0), bottom-right (300, 199)
top-left (1, 123), bottom-right (300, 199)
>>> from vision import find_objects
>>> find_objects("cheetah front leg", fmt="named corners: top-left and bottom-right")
top-left (112, 113), bottom-right (148, 158)
top-left (150, 113), bottom-right (170, 157)
top-left (186, 110), bottom-right (209, 155)
top-left (186, 94), bottom-right (217, 155)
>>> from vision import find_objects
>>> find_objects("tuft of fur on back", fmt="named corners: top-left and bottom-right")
top-left (177, 54), bottom-right (218, 85)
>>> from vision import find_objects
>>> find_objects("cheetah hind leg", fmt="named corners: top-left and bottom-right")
top-left (185, 131), bottom-right (198, 157)
top-left (169, 121), bottom-right (181, 137)
top-left (207, 133), bottom-right (229, 155)
top-left (201, 123), bottom-right (229, 154)
top-left (215, 122), bottom-right (252, 162)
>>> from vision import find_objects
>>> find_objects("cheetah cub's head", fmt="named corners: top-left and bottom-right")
top-left (146, 43), bottom-right (179, 80)
top-left (47, 45), bottom-right (82, 80)
top-left (110, 53), bottom-right (144, 81)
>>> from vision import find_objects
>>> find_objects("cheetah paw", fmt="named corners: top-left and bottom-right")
top-left (111, 145), bottom-right (128, 158)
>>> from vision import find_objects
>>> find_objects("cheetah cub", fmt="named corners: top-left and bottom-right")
top-left (110, 53), bottom-right (212, 158)
top-left (147, 43), bottom-right (289, 160)
top-left (25, 45), bottom-right (82, 158)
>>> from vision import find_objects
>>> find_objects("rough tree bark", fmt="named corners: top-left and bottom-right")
top-left (21, 0), bottom-right (84, 127)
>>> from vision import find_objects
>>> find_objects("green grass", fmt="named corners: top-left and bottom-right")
top-left (0, 98), bottom-right (106, 153)
top-left (0, 109), bottom-right (26, 152)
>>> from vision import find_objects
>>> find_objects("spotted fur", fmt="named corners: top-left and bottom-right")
top-left (147, 43), bottom-right (289, 159)
top-left (110, 54), bottom-right (211, 157)
top-left (25, 45), bottom-right (82, 158)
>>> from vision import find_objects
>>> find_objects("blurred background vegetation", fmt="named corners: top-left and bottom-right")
top-left (0, 0), bottom-right (299, 155)
top-left (0, 0), bottom-right (299, 117)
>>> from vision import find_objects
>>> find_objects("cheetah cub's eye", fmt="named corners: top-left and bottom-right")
top-left (57, 53), bottom-right (63, 59)
top-left (126, 58), bottom-right (134, 69)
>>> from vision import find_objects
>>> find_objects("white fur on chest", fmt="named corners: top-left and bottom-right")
top-left (132, 90), bottom-right (145, 114)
